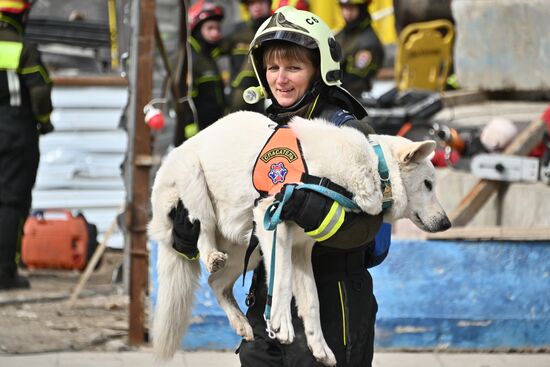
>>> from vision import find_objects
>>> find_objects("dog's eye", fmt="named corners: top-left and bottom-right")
top-left (424, 180), bottom-right (433, 191)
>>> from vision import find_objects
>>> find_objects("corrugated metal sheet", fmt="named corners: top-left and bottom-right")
top-left (32, 85), bottom-right (128, 249)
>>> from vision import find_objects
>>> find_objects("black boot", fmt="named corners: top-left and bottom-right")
top-left (0, 269), bottom-right (30, 290)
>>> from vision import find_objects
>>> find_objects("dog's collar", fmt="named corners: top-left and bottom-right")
top-left (369, 137), bottom-right (393, 210)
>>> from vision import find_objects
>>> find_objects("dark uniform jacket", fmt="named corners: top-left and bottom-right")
top-left (187, 35), bottom-right (226, 132)
top-left (335, 12), bottom-right (384, 97)
top-left (0, 14), bottom-right (52, 126)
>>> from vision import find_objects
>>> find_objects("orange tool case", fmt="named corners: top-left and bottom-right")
top-left (21, 210), bottom-right (97, 271)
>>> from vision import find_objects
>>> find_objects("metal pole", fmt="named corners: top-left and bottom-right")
top-left (126, 0), bottom-right (156, 345)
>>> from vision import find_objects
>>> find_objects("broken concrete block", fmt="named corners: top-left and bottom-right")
top-left (452, 0), bottom-right (550, 91)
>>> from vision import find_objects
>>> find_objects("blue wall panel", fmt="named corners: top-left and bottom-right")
top-left (150, 239), bottom-right (550, 350)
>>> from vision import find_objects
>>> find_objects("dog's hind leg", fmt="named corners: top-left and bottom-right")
top-left (208, 239), bottom-right (258, 341)
top-left (198, 225), bottom-right (227, 274)
top-left (292, 240), bottom-right (337, 366)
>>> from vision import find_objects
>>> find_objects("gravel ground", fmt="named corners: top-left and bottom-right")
top-left (0, 250), bottom-right (137, 354)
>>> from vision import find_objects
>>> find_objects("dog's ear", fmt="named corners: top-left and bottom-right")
top-left (397, 140), bottom-right (436, 164)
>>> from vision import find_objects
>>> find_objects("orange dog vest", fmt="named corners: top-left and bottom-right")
top-left (252, 127), bottom-right (307, 197)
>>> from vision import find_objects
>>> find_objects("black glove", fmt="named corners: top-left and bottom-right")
top-left (274, 184), bottom-right (333, 232)
top-left (169, 199), bottom-right (201, 259)
top-left (37, 122), bottom-right (55, 135)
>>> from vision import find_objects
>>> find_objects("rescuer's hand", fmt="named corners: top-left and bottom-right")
top-left (169, 200), bottom-right (201, 259)
top-left (274, 184), bottom-right (333, 232)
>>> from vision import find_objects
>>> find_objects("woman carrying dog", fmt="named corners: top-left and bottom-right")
top-left (236, 6), bottom-right (389, 367)
top-left (170, 6), bottom-right (390, 366)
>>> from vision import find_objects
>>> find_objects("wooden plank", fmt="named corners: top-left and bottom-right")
top-left (449, 180), bottom-right (501, 226)
top-left (427, 226), bottom-right (550, 241)
top-left (449, 115), bottom-right (547, 227)
top-left (66, 215), bottom-right (119, 308)
top-left (440, 90), bottom-right (487, 107)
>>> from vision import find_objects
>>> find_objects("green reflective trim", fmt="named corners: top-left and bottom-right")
top-left (307, 94), bottom-right (321, 119)
top-left (185, 122), bottom-right (198, 138)
top-left (175, 250), bottom-right (200, 261)
top-left (197, 75), bottom-right (221, 84)
top-left (189, 37), bottom-right (201, 53)
top-left (0, 14), bottom-right (23, 35)
top-left (231, 49), bottom-right (248, 56)
top-left (37, 114), bottom-right (51, 124)
top-left (230, 70), bottom-right (256, 88)
top-left (211, 47), bottom-right (221, 59)
top-left (0, 40), bottom-right (22, 69)
top-left (20, 65), bottom-right (51, 83)
top-left (338, 281), bottom-right (347, 346)
top-left (447, 73), bottom-right (459, 89)
top-left (306, 201), bottom-right (345, 242)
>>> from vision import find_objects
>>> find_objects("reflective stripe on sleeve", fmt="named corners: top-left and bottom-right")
top-left (7, 69), bottom-right (21, 106)
top-left (305, 201), bottom-right (345, 242)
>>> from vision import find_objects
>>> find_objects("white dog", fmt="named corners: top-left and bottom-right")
top-left (149, 111), bottom-right (450, 366)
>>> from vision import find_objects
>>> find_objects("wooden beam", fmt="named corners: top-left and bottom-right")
top-left (448, 180), bottom-right (501, 226)
top-left (427, 226), bottom-right (550, 241)
top-left (449, 115), bottom-right (547, 227)
top-left (66, 214), bottom-right (119, 308)
top-left (127, 0), bottom-right (155, 346)
top-left (440, 90), bottom-right (487, 107)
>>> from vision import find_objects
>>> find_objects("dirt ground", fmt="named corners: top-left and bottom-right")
top-left (0, 250), bottom-right (145, 354)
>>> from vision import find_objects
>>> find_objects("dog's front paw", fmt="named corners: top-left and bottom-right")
top-left (362, 195), bottom-right (383, 215)
top-left (206, 251), bottom-right (227, 273)
top-left (355, 181), bottom-right (383, 215)
top-left (350, 167), bottom-right (383, 216)
top-left (307, 332), bottom-right (337, 366)
top-left (271, 310), bottom-right (295, 344)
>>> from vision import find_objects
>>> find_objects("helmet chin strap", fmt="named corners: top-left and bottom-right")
top-left (269, 79), bottom-right (326, 112)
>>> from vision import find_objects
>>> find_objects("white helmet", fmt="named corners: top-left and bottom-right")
top-left (249, 6), bottom-right (342, 93)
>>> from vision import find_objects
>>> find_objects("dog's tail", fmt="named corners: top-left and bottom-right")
top-left (152, 242), bottom-right (200, 360)
top-left (149, 148), bottom-right (204, 360)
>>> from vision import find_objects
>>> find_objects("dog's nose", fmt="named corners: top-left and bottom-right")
top-left (440, 216), bottom-right (452, 231)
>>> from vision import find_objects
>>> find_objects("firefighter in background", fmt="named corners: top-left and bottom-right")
top-left (222, 0), bottom-right (271, 113)
top-left (335, 0), bottom-right (384, 97)
top-left (271, 0), bottom-right (309, 11)
top-left (0, 0), bottom-right (54, 290)
top-left (176, 1), bottom-right (225, 146)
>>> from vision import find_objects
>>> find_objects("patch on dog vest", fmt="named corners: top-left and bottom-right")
top-left (253, 127), bottom-right (307, 196)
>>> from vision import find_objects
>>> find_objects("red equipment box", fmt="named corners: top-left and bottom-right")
top-left (21, 210), bottom-right (95, 271)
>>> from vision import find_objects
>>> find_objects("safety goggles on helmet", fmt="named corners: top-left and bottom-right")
top-left (249, 6), bottom-right (342, 91)
top-left (0, 0), bottom-right (34, 14)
